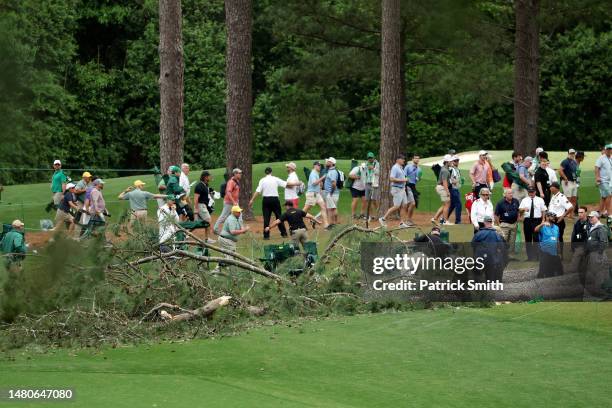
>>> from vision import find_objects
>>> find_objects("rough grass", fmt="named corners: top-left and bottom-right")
top-left (0, 303), bottom-right (610, 408)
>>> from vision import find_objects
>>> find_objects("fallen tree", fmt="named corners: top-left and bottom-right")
top-left (142, 296), bottom-right (232, 323)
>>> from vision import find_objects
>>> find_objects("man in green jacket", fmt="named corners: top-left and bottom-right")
top-left (1, 220), bottom-right (27, 268)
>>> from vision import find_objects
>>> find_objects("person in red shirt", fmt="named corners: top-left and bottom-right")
top-left (214, 168), bottom-right (242, 234)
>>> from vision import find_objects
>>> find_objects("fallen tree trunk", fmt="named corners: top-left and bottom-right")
top-left (320, 225), bottom-right (381, 263)
top-left (144, 296), bottom-right (232, 323)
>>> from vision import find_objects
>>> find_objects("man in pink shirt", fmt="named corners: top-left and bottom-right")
top-left (470, 150), bottom-right (491, 198)
top-left (214, 168), bottom-right (242, 234)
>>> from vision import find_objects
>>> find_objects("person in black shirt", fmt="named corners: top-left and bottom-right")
top-left (568, 206), bottom-right (590, 275)
top-left (494, 188), bottom-right (520, 246)
top-left (534, 158), bottom-right (551, 205)
top-left (54, 183), bottom-right (79, 232)
top-left (193, 171), bottom-right (215, 243)
top-left (414, 226), bottom-right (451, 257)
top-left (266, 201), bottom-right (321, 250)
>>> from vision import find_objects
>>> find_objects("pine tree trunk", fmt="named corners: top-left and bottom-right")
top-left (379, 0), bottom-right (403, 213)
top-left (159, 0), bottom-right (184, 172)
top-left (225, 0), bottom-right (254, 220)
top-left (513, 0), bottom-right (540, 156)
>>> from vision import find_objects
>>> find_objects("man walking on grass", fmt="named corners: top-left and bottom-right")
top-left (494, 188), bottom-right (520, 246)
top-left (348, 162), bottom-right (367, 220)
top-left (432, 155), bottom-right (453, 225)
top-left (214, 168), bottom-right (242, 234)
top-left (55, 183), bottom-right (78, 233)
top-left (595, 144), bottom-right (612, 217)
top-left (447, 155), bottom-right (462, 224)
top-left (303, 161), bottom-right (330, 230)
top-left (249, 167), bottom-right (291, 240)
top-left (559, 149), bottom-right (578, 219)
top-left (118, 180), bottom-right (167, 231)
top-left (322, 157), bottom-right (341, 226)
top-left (50, 159), bottom-right (67, 209)
top-left (405, 154), bottom-right (421, 210)
top-left (193, 170), bottom-right (216, 243)
top-left (470, 150), bottom-right (491, 198)
top-left (379, 155), bottom-right (414, 228)
top-left (284, 162), bottom-right (301, 209)
top-left (364, 152), bottom-right (381, 220)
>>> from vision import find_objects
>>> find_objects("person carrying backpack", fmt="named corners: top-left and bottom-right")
top-left (322, 157), bottom-right (341, 226)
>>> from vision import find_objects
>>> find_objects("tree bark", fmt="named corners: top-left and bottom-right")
top-left (513, 0), bottom-right (540, 156)
top-left (379, 0), bottom-right (403, 213)
top-left (225, 0), bottom-right (254, 219)
top-left (159, 0), bottom-right (185, 172)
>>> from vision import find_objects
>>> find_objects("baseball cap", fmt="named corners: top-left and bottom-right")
top-left (313, 160), bottom-right (321, 166)
top-left (169, 165), bottom-right (180, 173)
top-left (82, 171), bottom-right (92, 178)
top-left (588, 210), bottom-right (600, 218)
top-left (605, 143), bottom-right (612, 150)
top-left (483, 215), bottom-right (493, 223)
top-left (478, 150), bottom-right (487, 156)
top-left (231, 205), bottom-right (242, 213)
top-left (11, 219), bottom-right (24, 228)
top-left (134, 180), bottom-right (146, 187)
top-left (53, 159), bottom-right (61, 165)
top-left (550, 181), bottom-right (561, 189)
top-left (527, 186), bottom-right (536, 193)
top-left (535, 147), bottom-right (544, 154)
top-left (326, 157), bottom-right (337, 165)
top-left (568, 148), bottom-right (576, 154)
top-left (232, 168), bottom-right (242, 174)
top-left (443, 154), bottom-right (453, 162)
top-left (286, 162), bottom-right (297, 170)
top-left (92, 179), bottom-right (105, 186)
top-left (451, 155), bottom-right (459, 161)
top-left (66, 183), bottom-right (76, 189)
top-left (367, 152), bottom-right (375, 158)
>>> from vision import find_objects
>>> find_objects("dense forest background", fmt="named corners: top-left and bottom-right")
top-left (0, 0), bottom-right (610, 183)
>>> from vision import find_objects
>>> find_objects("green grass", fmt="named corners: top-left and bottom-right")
top-left (1, 303), bottom-right (610, 407)
top-left (0, 151), bottom-right (602, 233)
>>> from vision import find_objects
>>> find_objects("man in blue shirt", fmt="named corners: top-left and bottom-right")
top-left (379, 155), bottom-right (414, 228)
top-left (303, 161), bottom-right (330, 229)
top-left (404, 155), bottom-right (421, 208)
top-left (494, 188), bottom-right (520, 246)
top-left (471, 215), bottom-right (507, 281)
top-left (323, 157), bottom-right (340, 226)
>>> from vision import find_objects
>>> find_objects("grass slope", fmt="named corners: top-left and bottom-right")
top-left (0, 151), bottom-right (602, 232)
top-left (1, 303), bottom-right (611, 408)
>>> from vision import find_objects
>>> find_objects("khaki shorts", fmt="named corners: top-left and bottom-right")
top-left (562, 180), bottom-right (578, 197)
top-left (218, 236), bottom-right (237, 255)
top-left (52, 192), bottom-right (63, 206)
top-left (391, 186), bottom-right (408, 207)
top-left (290, 228), bottom-right (308, 248)
top-left (365, 184), bottom-right (380, 201)
top-left (305, 192), bottom-right (325, 207)
top-left (435, 185), bottom-right (451, 203)
top-left (55, 209), bottom-right (74, 223)
top-left (130, 209), bottom-right (148, 224)
top-left (323, 192), bottom-right (339, 209)
top-left (196, 203), bottom-right (211, 222)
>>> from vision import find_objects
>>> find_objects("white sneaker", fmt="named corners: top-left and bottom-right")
top-left (398, 222), bottom-right (411, 228)
top-left (378, 217), bottom-right (387, 227)
top-left (444, 221), bottom-right (455, 226)
top-left (206, 238), bottom-right (216, 244)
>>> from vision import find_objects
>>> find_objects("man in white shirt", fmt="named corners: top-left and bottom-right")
top-left (548, 181), bottom-right (573, 244)
top-left (519, 187), bottom-right (547, 261)
top-left (158, 197), bottom-right (180, 252)
top-left (349, 162), bottom-right (367, 220)
top-left (470, 187), bottom-right (494, 233)
top-left (284, 162), bottom-right (302, 208)
top-left (179, 163), bottom-right (194, 221)
top-left (249, 167), bottom-right (289, 239)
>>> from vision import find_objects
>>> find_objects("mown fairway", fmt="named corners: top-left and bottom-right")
top-left (1, 302), bottom-right (611, 408)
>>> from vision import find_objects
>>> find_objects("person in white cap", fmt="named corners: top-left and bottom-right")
top-left (284, 162), bottom-right (302, 208)
top-left (1, 220), bottom-right (27, 268)
top-left (432, 154), bottom-right (453, 225)
top-left (379, 154), bottom-right (414, 228)
top-left (54, 182), bottom-right (78, 232)
top-left (322, 157), bottom-right (341, 225)
top-left (348, 161), bottom-right (367, 220)
top-left (469, 150), bottom-right (491, 198)
top-left (50, 159), bottom-right (67, 208)
top-left (559, 149), bottom-right (578, 218)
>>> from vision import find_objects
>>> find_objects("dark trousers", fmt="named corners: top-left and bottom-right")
top-left (408, 183), bottom-right (419, 208)
top-left (262, 196), bottom-right (287, 239)
top-left (473, 183), bottom-right (488, 198)
top-left (448, 188), bottom-right (462, 223)
top-left (523, 217), bottom-right (541, 261)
